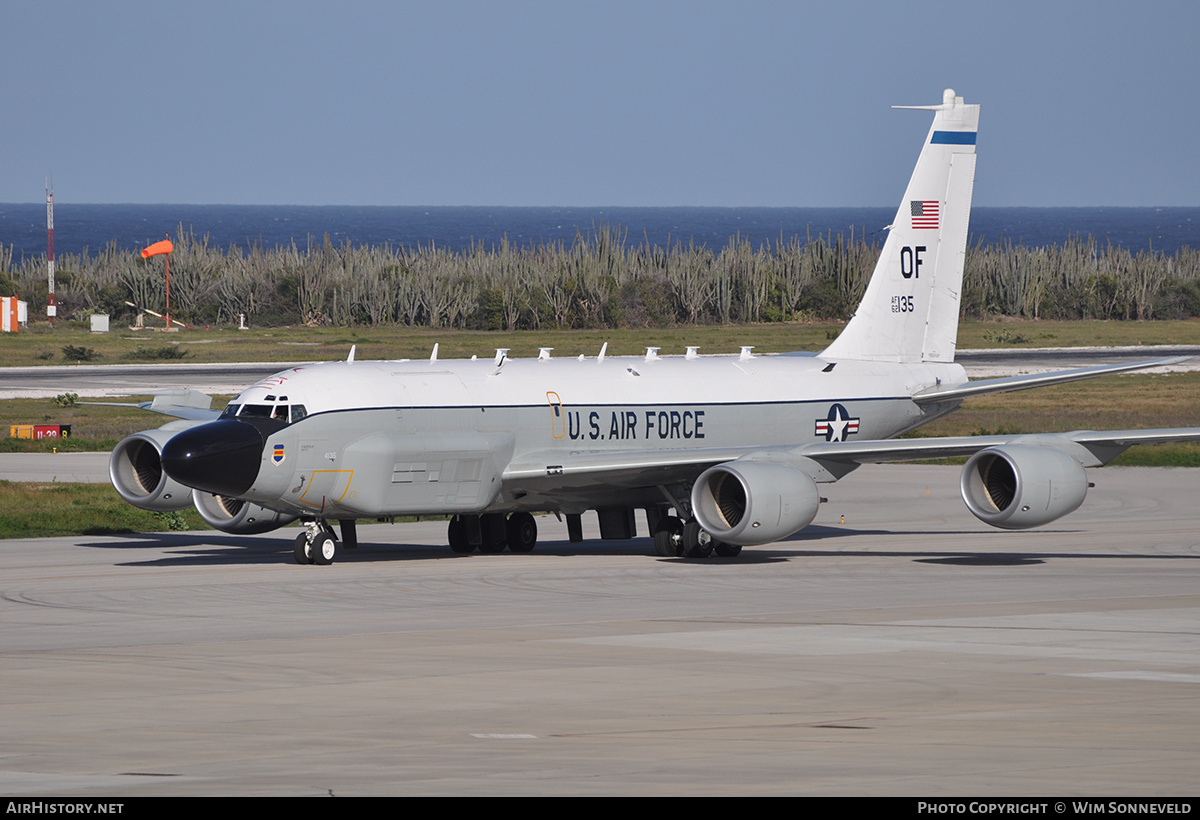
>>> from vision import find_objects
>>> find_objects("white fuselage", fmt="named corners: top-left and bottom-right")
top-left (226, 352), bottom-right (966, 517)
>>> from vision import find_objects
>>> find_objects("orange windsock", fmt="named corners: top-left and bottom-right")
top-left (141, 239), bottom-right (174, 258)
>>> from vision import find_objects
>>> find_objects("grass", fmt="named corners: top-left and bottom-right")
top-left (957, 318), bottom-right (1200, 349)
top-left (1, 322), bottom-right (848, 366)
top-left (0, 481), bottom-right (209, 538)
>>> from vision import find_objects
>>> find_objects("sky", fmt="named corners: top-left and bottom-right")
top-left (3, 0), bottom-right (1199, 207)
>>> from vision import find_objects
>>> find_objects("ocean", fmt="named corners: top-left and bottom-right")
top-left (0, 204), bottom-right (1197, 260)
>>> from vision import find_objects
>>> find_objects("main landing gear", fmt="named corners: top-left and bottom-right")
top-left (653, 516), bottom-right (741, 559)
top-left (294, 519), bottom-right (357, 565)
top-left (447, 512), bottom-right (538, 554)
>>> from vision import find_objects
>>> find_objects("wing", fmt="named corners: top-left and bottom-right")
top-left (796, 427), bottom-right (1200, 470)
top-left (503, 426), bottom-right (1200, 545)
top-left (505, 426), bottom-right (1200, 492)
top-left (80, 388), bottom-right (221, 421)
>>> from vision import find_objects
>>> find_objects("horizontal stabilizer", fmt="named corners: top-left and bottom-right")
top-left (81, 388), bottom-right (219, 421)
top-left (912, 356), bottom-right (1191, 405)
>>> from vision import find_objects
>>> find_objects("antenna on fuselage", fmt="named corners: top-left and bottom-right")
top-left (430, 343), bottom-right (439, 362)
top-left (492, 348), bottom-right (508, 375)
top-left (598, 342), bottom-right (608, 363)
top-left (347, 345), bottom-right (356, 363)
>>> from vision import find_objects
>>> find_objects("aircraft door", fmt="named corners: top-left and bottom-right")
top-left (285, 437), bottom-right (352, 513)
top-left (298, 468), bottom-right (354, 512)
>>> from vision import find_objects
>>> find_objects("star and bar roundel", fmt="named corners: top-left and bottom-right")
top-left (814, 403), bottom-right (861, 442)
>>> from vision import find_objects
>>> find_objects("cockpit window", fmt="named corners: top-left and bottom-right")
top-left (223, 401), bottom-right (307, 425)
top-left (238, 404), bottom-right (275, 418)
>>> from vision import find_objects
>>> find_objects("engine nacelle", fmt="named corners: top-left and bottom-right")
top-left (960, 445), bottom-right (1088, 529)
top-left (110, 423), bottom-right (205, 511)
top-left (691, 461), bottom-right (821, 546)
top-left (192, 490), bottom-right (298, 535)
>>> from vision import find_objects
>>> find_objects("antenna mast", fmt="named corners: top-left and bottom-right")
top-left (46, 183), bottom-right (56, 324)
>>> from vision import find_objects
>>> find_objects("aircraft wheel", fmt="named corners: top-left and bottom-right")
top-left (294, 532), bottom-right (313, 564)
top-left (682, 519), bottom-right (713, 559)
top-left (713, 541), bottom-right (742, 558)
top-left (506, 512), bottom-right (537, 553)
top-left (313, 532), bottom-right (337, 565)
top-left (653, 516), bottom-right (684, 557)
top-left (448, 516), bottom-right (474, 553)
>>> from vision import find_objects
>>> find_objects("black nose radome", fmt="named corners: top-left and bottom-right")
top-left (161, 420), bottom-right (264, 497)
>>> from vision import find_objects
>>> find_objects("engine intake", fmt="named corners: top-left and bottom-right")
top-left (960, 445), bottom-right (1088, 529)
top-left (109, 424), bottom-right (204, 511)
top-left (192, 490), bottom-right (297, 534)
top-left (691, 461), bottom-right (821, 546)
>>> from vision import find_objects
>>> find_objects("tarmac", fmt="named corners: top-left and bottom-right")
top-left (1, 464), bottom-right (1198, 795)
top-left (1, 451), bottom-right (110, 482)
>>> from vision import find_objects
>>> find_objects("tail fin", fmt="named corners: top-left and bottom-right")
top-left (820, 88), bottom-right (979, 364)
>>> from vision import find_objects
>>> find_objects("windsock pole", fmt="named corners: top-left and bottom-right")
top-left (140, 237), bottom-right (174, 329)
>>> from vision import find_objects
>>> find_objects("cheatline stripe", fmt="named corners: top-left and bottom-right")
top-left (931, 131), bottom-right (976, 145)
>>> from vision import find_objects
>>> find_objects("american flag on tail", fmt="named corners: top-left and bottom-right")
top-left (911, 200), bottom-right (939, 229)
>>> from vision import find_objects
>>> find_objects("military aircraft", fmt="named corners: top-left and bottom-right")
top-left (109, 89), bottom-right (1200, 565)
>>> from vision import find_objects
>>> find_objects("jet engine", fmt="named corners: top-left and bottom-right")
top-left (960, 445), bottom-right (1088, 529)
top-left (109, 423), bottom-right (206, 511)
top-left (691, 460), bottom-right (822, 546)
top-left (192, 489), bottom-right (297, 534)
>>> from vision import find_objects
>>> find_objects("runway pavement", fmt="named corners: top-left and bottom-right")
top-left (1, 451), bottom-right (111, 482)
top-left (1, 464), bottom-right (1197, 795)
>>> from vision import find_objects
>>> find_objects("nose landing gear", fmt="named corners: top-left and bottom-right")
top-left (293, 519), bottom-right (357, 565)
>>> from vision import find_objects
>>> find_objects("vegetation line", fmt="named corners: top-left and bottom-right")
top-left (3, 226), bottom-right (1198, 331)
